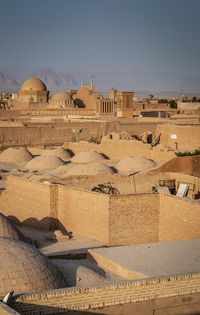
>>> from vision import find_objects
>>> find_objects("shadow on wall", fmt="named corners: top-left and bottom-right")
top-left (7, 215), bottom-right (70, 235)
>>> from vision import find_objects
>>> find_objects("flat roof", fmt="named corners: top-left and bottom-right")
top-left (89, 239), bottom-right (200, 279)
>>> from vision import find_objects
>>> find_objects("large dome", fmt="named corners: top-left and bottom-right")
top-left (0, 237), bottom-right (65, 295)
top-left (21, 77), bottom-right (47, 91)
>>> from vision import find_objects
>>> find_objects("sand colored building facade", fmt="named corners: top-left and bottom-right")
top-left (10, 77), bottom-right (135, 117)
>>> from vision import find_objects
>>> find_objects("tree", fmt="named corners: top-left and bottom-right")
top-left (192, 96), bottom-right (197, 102)
top-left (169, 100), bottom-right (177, 108)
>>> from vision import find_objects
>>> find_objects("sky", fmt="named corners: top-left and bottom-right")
top-left (1, 0), bottom-right (200, 76)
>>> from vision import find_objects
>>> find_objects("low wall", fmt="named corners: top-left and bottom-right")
top-left (159, 194), bottom-right (200, 241)
top-left (108, 194), bottom-right (159, 246)
top-left (2, 176), bottom-right (200, 245)
top-left (11, 273), bottom-right (200, 315)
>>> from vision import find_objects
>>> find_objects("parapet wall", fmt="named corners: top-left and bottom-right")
top-left (11, 272), bottom-right (200, 314)
top-left (2, 176), bottom-right (200, 246)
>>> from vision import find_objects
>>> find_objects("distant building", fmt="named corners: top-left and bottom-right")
top-left (9, 76), bottom-right (135, 118)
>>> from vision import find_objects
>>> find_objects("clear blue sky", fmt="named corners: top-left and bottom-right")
top-left (1, 0), bottom-right (200, 76)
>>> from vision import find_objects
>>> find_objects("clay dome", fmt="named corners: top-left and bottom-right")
top-left (51, 91), bottom-right (70, 102)
top-left (0, 213), bottom-right (25, 241)
top-left (0, 147), bottom-right (33, 163)
top-left (0, 237), bottom-right (65, 295)
top-left (24, 155), bottom-right (65, 170)
top-left (21, 77), bottom-right (47, 91)
top-left (71, 151), bottom-right (106, 163)
top-left (42, 147), bottom-right (72, 161)
top-left (65, 162), bottom-right (114, 176)
top-left (115, 156), bottom-right (157, 175)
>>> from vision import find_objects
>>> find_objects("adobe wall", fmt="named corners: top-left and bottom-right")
top-left (2, 176), bottom-right (200, 245)
top-left (66, 140), bottom-right (175, 162)
top-left (108, 194), bottom-right (159, 246)
top-left (0, 176), bottom-right (52, 230)
top-left (57, 186), bottom-right (110, 243)
top-left (159, 194), bottom-right (200, 242)
top-left (11, 273), bottom-right (200, 315)
top-left (0, 120), bottom-right (161, 149)
top-left (156, 124), bottom-right (200, 151)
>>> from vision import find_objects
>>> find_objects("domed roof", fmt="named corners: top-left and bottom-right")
top-left (42, 147), bottom-right (72, 160)
top-left (0, 237), bottom-right (65, 295)
top-left (24, 155), bottom-right (65, 170)
top-left (51, 91), bottom-right (70, 101)
top-left (0, 147), bottom-right (33, 163)
top-left (65, 162), bottom-right (114, 176)
top-left (0, 213), bottom-right (25, 241)
top-left (21, 77), bottom-right (47, 91)
top-left (71, 151), bottom-right (106, 163)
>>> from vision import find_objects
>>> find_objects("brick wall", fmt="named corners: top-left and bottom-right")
top-left (58, 186), bottom-right (110, 243)
top-left (2, 177), bottom-right (200, 244)
top-left (1, 176), bottom-right (52, 230)
top-left (159, 194), bottom-right (200, 241)
top-left (108, 194), bottom-right (159, 246)
top-left (11, 272), bottom-right (200, 315)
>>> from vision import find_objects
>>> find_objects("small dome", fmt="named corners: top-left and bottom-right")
top-left (0, 237), bottom-right (65, 295)
top-left (0, 213), bottom-right (25, 241)
top-left (25, 155), bottom-right (65, 170)
top-left (65, 162), bottom-right (114, 176)
top-left (115, 156), bottom-right (157, 175)
top-left (21, 77), bottom-right (47, 91)
top-left (0, 147), bottom-right (33, 163)
top-left (42, 147), bottom-right (72, 161)
top-left (71, 151), bottom-right (106, 163)
top-left (51, 92), bottom-right (70, 102)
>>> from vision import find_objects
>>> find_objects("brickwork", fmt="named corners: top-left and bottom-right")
top-left (11, 272), bottom-right (200, 314)
top-left (2, 176), bottom-right (51, 230)
top-left (159, 194), bottom-right (200, 241)
top-left (108, 194), bottom-right (159, 246)
top-left (2, 176), bottom-right (200, 244)
top-left (58, 186), bottom-right (110, 243)
top-left (49, 185), bottom-right (58, 230)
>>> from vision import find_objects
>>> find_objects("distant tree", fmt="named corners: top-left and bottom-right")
top-left (158, 99), bottom-right (168, 103)
top-left (192, 96), bottom-right (197, 102)
top-left (169, 100), bottom-right (177, 108)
